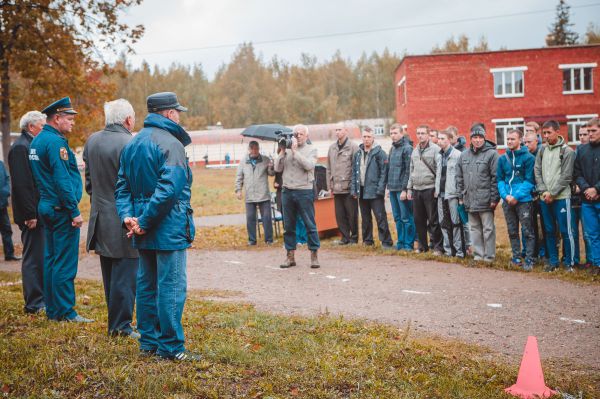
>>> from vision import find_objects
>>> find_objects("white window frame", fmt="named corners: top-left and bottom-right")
top-left (490, 66), bottom-right (527, 98)
top-left (397, 76), bottom-right (407, 106)
top-left (373, 125), bottom-right (385, 136)
top-left (566, 113), bottom-right (599, 144)
top-left (559, 63), bottom-right (596, 95)
top-left (492, 117), bottom-right (525, 148)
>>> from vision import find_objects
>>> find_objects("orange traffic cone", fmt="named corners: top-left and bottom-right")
top-left (505, 336), bottom-right (556, 399)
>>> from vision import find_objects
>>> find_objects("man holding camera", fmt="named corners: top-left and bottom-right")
top-left (274, 124), bottom-right (320, 268)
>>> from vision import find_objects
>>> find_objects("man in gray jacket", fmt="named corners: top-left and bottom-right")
top-left (235, 141), bottom-right (274, 245)
top-left (274, 124), bottom-right (320, 268)
top-left (327, 122), bottom-right (359, 245)
top-left (83, 99), bottom-right (139, 338)
top-left (456, 123), bottom-right (500, 262)
top-left (407, 125), bottom-right (443, 254)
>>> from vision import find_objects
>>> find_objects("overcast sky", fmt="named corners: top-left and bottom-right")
top-left (117, 0), bottom-right (599, 78)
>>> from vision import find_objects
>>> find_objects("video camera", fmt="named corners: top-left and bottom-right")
top-left (277, 131), bottom-right (298, 149)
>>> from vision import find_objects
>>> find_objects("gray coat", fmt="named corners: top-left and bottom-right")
top-left (435, 146), bottom-right (462, 199)
top-left (327, 138), bottom-right (359, 194)
top-left (351, 144), bottom-right (387, 199)
top-left (84, 124), bottom-right (138, 259)
top-left (235, 154), bottom-right (274, 203)
top-left (456, 140), bottom-right (500, 212)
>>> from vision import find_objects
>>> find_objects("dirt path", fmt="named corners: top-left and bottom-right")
top-left (2, 248), bottom-right (599, 370)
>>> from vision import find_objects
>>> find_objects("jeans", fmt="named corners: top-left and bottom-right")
top-left (539, 198), bottom-right (579, 267)
top-left (100, 256), bottom-right (138, 335)
top-left (246, 200), bottom-right (273, 244)
top-left (296, 216), bottom-right (307, 244)
top-left (469, 211), bottom-right (496, 261)
top-left (334, 193), bottom-right (359, 244)
top-left (0, 207), bottom-right (15, 258)
top-left (20, 223), bottom-right (45, 313)
top-left (503, 201), bottom-right (535, 262)
top-left (359, 190), bottom-right (393, 247)
top-left (522, 200), bottom-right (547, 259)
top-left (389, 192), bottom-right (415, 250)
top-left (137, 249), bottom-right (187, 357)
top-left (581, 202), bottom-right (600, 266)
top-left (573, 206), bottom-right (591, 264)
top-left (282, 189), bottom-right (320, 251)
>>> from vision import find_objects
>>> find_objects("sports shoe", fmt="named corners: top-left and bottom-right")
top-left (510, 257), bottom-right (522, 267)
top-left (564, 266), bottom-right (575, 273)
top-left (159, 350), bottom-right (202, 362)
top-left (523, 260), bottom-right (534, 272)
top-left (65, 315), bottom-right (94, 323)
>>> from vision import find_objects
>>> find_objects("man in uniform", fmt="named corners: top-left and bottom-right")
top-left (115, 92), bottom-right (199, 361)
top-left (8, 111), bottom-right (47, 314)
top-left (29, 97), bottom-right (92, 322)
top-left (84, 99), bottom-right (139, 337)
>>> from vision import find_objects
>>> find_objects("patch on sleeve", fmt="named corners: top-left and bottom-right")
top-left (59, 147), bottom-right (69, 161)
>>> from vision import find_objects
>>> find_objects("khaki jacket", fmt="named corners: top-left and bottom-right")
top-left (235, 154), bottom-right (274, 203)
top-left (274, 143), bottom-right (317, 190)
top-left (326, 138), bottom-right (359, 194)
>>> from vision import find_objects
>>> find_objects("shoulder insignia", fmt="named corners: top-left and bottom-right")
top-left (59, 147), bottom-right (69, 161)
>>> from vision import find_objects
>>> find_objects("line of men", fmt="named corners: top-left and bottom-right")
top-left (327, 119), bottom-right (600, 273)
top-left (11, 93), bottom-right (201, 361)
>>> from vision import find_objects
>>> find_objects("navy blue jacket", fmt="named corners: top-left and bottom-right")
top-left (8, 131), bottom-right (39, 225)
top-left (115, 113), bottom-right (195, 250)
top-left (387, 136), bottom-right (413, 192)
top-left (0, 160), bottom-right (10, 208)
top-left (351, 144), bottom-right (387, 199)
top-left (29, 124), bottom-right (82, 218)
top-left (497, 146), bottom-right (536, 203)
top-left (574, 141), bottom-right (600, 203)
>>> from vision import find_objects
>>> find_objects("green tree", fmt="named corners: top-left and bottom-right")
top-left (0, 0), bottom-right (144, 157)
top-left (546, 0), bottom-right (579, 46)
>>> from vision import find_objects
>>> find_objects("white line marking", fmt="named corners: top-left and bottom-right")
top-left (0, 280), bottom-right (21, 287)
top-left (402, 290), bottom-right (431, 295)
top-left (308, 272), bottom-right (317, 275)
top-left (325, 275), bottom-right (336, 279)
top-left (559, 317), bottom-right (586, 324)
top-left (487, 303), bottom-right (503, 308)
top-left (225, 260), bottom-right (243, 265)
top-left (342, 278), bottom-right (350, 282)
top-left (264, 266), bottom-right (283, 271)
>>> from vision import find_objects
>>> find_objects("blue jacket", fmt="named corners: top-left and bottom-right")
top-left (386, 136), bottom-right (413, 192)
top-left (115, 113), bottom-right (195, 250)
top-left (497, 146), bottom-right (535, 203)
top-left (351, 144), bottom-right (387, 199)
top-left (0, 160), bottom-right (10, 208)
top-left (29, 124), bottom-right (82, 218)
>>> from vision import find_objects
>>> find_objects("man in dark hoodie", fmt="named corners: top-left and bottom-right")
top-left (387, 123), bottom-right (415, 250)
top-left (351, 127), bottom-right (393, 248)
top-left (523, 128), bottom-right (547, 261)
top-left (456, 123), bottom-right (499, 262)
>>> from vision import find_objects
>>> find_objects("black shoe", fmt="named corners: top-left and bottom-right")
top-left (111, 330), bottom-right (141, 339)
top-left (158, 350), bottom-right (202, 362)
top-left (24, 306), bottom-right (45, 314)
top-left (5, 255), bottom-right (21, 261)
top-left (544, 264), bottom-right (559, 272)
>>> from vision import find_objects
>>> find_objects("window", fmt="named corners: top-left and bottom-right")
top-left (397, 76), bottom-right (407, 106)
top-left (492, 118), bottom-right (524, 147)
top-left (374, 125), bottom-right (385, 135)
top-left (560, 63), bottom-right (596, 94)
top-left (490, 66), bottom-right (527, 98)
top-left (566, 114), bottom-right (598, 143)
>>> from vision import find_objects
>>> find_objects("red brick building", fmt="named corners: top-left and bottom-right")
top-left (394, 45), bottom-right (599, 148)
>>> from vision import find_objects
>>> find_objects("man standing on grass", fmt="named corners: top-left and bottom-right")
top-left (497, 129), bottom-right (536, 271)
top-left (456, 123), bottom-right (499, 263)
top-left (534, 120), bottom-right (578, 272)
top-left (574, 117), bottom-right (600, 275)
top-left (84, 99), bottom-right (139, 338)
top-left (523, 129), bottom-right (546, 261)
top-left (572, 125), bottom-right (592, 269)
top-left (115, 92), bottom-right (199, 361)
top-left (327, 122), bottom-right (359, 245)
top-left (351, 127), bottom-right (393, 248)
top-left (235, 141), bottom-right (274, 246)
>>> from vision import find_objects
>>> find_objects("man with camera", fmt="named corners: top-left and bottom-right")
top-left (274, 124), bottom-right (320, 268)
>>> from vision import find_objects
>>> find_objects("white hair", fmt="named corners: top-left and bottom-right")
top-left (19, 111), bottom-right (46, 131)
top-left (104, 99), bottom-right (134, 126)
top-left (293, 124), bottom-right (309, 135)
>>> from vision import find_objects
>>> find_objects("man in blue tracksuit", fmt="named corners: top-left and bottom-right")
top-left (497, 129), bottom-right (536, 271)
top-left (29, 97), bottom-right (92, 323)
top-left (115, 92), bottom-right (199, 361)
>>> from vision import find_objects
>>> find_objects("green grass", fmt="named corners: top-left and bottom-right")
top-left (1, 271), bottom-right (597, 398)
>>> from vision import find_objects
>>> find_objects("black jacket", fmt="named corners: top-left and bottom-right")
top-left (8, 131), bottom-right (38, 225)
top-left (387, 136), bottom-right (413, 192)
top-left (574, 141), bottom-right (600, 203)
top-left (351, 144), bottom-right (388, 199)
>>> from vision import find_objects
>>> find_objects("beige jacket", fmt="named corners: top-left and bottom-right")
top-left (326, 138), bottom-right (359, 194)
top-left (274, 143), bottom-right (317, 190)
top-left (235, 154), bottom-right (274, 203)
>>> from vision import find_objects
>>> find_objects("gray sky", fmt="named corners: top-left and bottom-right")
top-left (118, 0), bottom-right (599, 78)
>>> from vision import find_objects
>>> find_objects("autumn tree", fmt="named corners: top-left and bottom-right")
top-left (584, 23), bottom-right (600, 44)
top-left (431, 34), bottom-right (490, 54)
top-left (0, 0), bottom-right (144, 158)
top-left (546, 0), bottom-right (579, 46)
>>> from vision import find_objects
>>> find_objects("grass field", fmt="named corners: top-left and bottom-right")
top-left (1, 271), bottom-right (597, 398)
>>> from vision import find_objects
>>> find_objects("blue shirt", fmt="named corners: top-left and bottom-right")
top-left (29, 124), bottom-right (82, 218)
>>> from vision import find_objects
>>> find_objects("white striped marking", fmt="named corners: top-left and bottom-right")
top-left (487, 303), bottom-right (503, 308)
top-left (342, 278), bottom-right (350, 282)
top-left (402, 290), bottom-right (431, 295)
top-left (225, 260), bottom-right (243, 265)
top-left (325, 275), bottom-right (336, 279)
top-left (559, 317), bottom-right (586, 324)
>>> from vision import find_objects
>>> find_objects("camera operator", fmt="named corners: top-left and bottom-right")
top-left (274, 124), bottom-right (321, 268)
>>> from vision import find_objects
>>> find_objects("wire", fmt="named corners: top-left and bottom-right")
top-left (137, 2), bottom-right (600, 56)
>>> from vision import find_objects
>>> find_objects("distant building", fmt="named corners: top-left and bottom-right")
top-left (394, 44), bottom-right (600, 148)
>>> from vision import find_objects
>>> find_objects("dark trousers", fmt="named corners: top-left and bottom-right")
top-left (334, 193), bottom-right (359, 243)
top-left (282, 189), bottom-right (320, 251)
top-left (246, 200), bottom-right (273, 244)
top-left (20, 224), bottom-right (45, 313)
top-left (412, 188), bottom-right (443, 252)
top-left (522, 200), bottom-right (547, 259)
top-left (100, 255), bottom-right (138, 335)
top-left (503, 201), bottom-right (535, 261)
top-left (0, 207), bottom-right (15, 258)
top-left (359, 189), bottom-right (393, 247)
